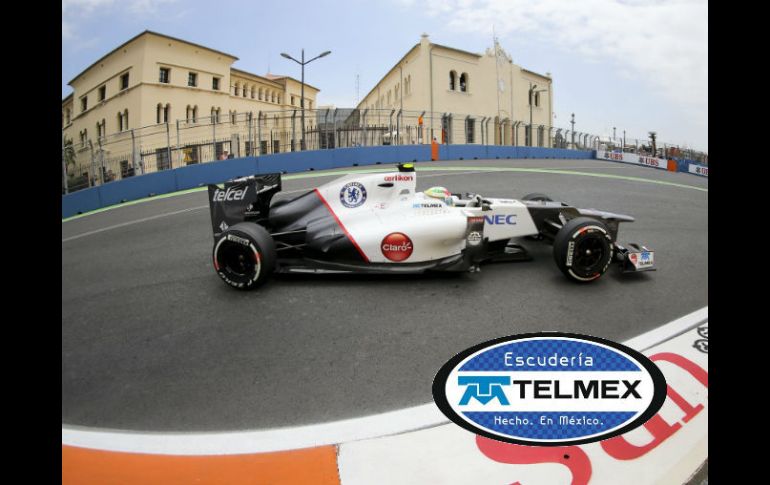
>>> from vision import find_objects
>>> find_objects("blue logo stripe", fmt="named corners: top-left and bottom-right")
top-left (463, 411), bottom-right (636, 440)
top-left (459, 339), bottom-right (639, 371)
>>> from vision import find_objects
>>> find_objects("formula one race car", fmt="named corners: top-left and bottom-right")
top-left (207, 163), bottom-right (655, 290)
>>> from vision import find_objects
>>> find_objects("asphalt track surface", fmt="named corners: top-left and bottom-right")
top-left (62, 158), bottom-right (708, 431)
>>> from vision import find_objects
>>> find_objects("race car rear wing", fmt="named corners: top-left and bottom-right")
top-left (207, 173), bottom-right (281, 238)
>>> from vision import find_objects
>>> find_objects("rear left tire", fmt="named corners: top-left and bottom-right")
top-left (213, 222), bottom-right (276, 290)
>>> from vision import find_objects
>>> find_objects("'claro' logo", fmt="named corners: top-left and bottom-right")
top-left (381, 232), bottom-right (413, 261)
top-left (433, 332), bottom-right (667, 446)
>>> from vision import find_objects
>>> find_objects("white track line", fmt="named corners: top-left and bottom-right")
top-left (61, 306), bottom-right (707, 455)
top-left (62, 206), bottom-right (208, 243)
top-left (624, 306), bottom-right (708, 351)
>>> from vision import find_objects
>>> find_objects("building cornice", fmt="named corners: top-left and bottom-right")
top-left (67, 30), bottom-right (239, 86)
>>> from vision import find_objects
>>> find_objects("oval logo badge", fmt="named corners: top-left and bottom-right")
top-left (433, 333), bottom-right (667, 446)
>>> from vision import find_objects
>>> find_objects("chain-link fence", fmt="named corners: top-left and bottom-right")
top-left (62, 108), bottom-right (708, 194)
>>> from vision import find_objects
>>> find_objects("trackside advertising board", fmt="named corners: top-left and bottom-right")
top-left (596, 151), bottom-right (668, 170)
top-left (688, 164), bottom-right (708, 177)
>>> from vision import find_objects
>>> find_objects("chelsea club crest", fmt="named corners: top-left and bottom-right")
top-left (340, 182), bottom-right (367, 208)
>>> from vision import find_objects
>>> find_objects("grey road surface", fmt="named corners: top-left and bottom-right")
top-left (62, 158), bottom-right (708, 431)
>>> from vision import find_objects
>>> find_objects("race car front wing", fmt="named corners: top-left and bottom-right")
top-left (614, 242), bottom-right (656, 273)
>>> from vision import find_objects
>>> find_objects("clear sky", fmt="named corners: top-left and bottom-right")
top-left (62, 0), bottom-right (708, 151)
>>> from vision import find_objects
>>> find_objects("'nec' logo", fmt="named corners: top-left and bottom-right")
top-left (484, 215), bottom-right (517, 225)
top-left (458, 376), bottom-right (511, 405)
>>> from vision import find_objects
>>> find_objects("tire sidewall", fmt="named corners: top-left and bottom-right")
top-left (554, 218), bottom-right (613, 283)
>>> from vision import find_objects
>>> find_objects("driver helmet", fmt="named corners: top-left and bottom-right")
top-left (424, 186), bottom-right (454, 206)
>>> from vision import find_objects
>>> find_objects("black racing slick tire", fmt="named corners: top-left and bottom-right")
top-left (522, 193), bottom-right (553, 202)
top-left (213, 222), bottom-right (276, 290)
top-left (553, 217), bottom-right (613, 283)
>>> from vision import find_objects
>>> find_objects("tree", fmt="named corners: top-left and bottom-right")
top-left (63, 136), bottom-right (76, 176)
top-left (648, 131), bottom-right (657, 157)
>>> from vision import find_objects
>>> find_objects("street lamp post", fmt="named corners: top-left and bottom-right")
top-left (280, 49), bottom-right (331, 151)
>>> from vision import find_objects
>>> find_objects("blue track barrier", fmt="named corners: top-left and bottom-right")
top-left (62, 186), bottom-right (102, 217)
top-left (174, 157), bottom-right (259, 189)
top-left (62, 145), bottom-right (596, 218)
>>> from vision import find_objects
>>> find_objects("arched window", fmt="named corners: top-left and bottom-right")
top-left (449, 71), bottom-right (457, 90)
top-left (250, 86), bottom-right (255, 99)
top-left (271, 92), bottom-right (276, 103)
top-left (192, 106), bottom-right (198, 123)
top-left (65, 108), bottom-right (71, 125)
top-left (122, 109), bottom-right (129, 131)
top-left (234, 83), bottom-right (240, 96)
top-left (232, 110), bottom-right (237, 124)
top-left (164, 104), bottom-right (170, 123)
top-left (186, 105), bottom-right (192, 123)
top-left (460, 73), bottom-right (468, 92)
top-left (277, 94), bottom-right (281, 104)
top-left (259, 88), bottom-right (263, 100)
top-left (243, 85), bottom-right (248, 98)
top-left (211, 107), bottom-right (217, 123)
top-left (535, 92), bottom-right (540, 107)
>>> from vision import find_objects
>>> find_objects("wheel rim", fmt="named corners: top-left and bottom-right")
top-left (217, 239), bottom-right (260, 279)
top-left (572, 234), bottom-right (606, 273)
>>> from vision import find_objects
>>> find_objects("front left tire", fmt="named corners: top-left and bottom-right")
top-left (522, 193), bottom-right (553, 202)
top-left (553, 217), bottom-right (613, 283)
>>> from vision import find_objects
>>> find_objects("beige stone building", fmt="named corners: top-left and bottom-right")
top-left (62, 31), bottom-right (319, 182)
top-left (356, 34), bottom-right (553, 147)
top-left (61, 31), bottom-right (555, 189)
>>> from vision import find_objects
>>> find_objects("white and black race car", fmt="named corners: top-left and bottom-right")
top-left (207, 163), bottom-right (655, 290)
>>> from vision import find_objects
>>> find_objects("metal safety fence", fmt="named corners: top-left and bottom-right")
top-left (62, 108), bottom-right (708, 194)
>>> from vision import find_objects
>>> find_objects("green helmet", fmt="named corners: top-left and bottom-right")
top-left (424, 186), bottom-right (453, 206)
